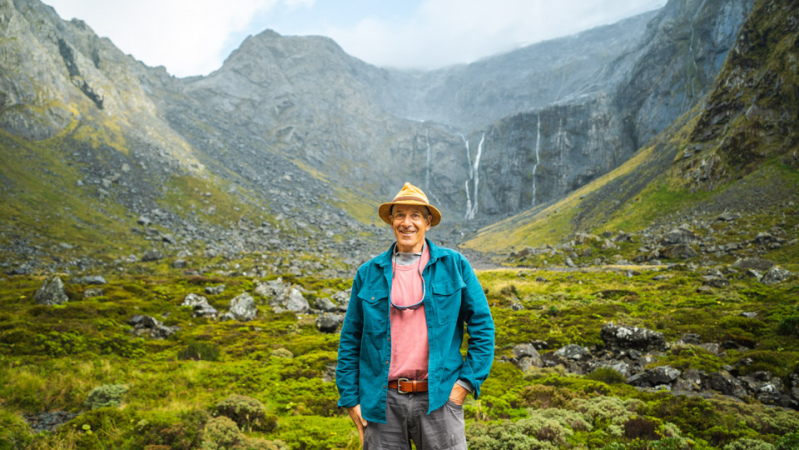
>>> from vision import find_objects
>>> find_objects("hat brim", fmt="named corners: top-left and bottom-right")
top-left (379, 200), bottom-right (441, 227)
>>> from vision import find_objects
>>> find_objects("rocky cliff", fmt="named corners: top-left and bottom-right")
top-left (0, 0), bottom-right (762, 265)
top-left (465, 0), bottom-right (755, 217)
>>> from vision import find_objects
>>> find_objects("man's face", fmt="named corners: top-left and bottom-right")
top-left (390, 204), bottom-right (432, 253)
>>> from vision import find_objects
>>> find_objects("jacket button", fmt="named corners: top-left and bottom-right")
top-left (371, 297), bottom-right (374, 300)
top-left (385, 361), bottom-right (389, 364)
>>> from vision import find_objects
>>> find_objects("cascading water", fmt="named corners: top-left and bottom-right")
top-left (465, 133), bottom-right (485, 220)
top-left (462, 136), bottom-right (473, 216)
top-left (531, 113), bottom-right (541, 206)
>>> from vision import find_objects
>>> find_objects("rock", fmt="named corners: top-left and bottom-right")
top-left (554, 344), bottom-right (591, 361)
top-left (205, 284), bottom-right (225, 295)
top-left (761, 266), bottom-right (792, 285)
top-left (756, 383), bottom-right (782, 405)
top-left (702, 276), bottom-right (730, 288)
top-left (332, 289), bottom-right (351, 311)
top-left (137, 216), bottom-right (151, 227)
top-left (220, 293), bottom-right (257, 321)
top-left (315, 313), bottom-right (344, 333)
top-left (313, 297), bottom-right (338, 312)
top-left (679, 333), bottom-right (701, 345)
top-left (650, 366), bottom-right (681, 385)
top-left (129, 315), bottom-right (176, 339)
top-left (660, 226), bottom-right (700, 246)
top-left (72, 275), bottom-right (107, 285)
top-left (732, 257), bottom-right (774, 271)
top-left (285, 288), bottom-right (310, 313)
top-left (660, 244), bottom-right (699, 260)
top-left (24, 411), bottom-right (77, 433)
top-left (591, 360), bottom-right (631, 377)
top-left (708, 371), bottom-right (746, 397)
top-left (161, 234), bottom-right (176, 244)
top-left (141, 250), bottom-right (164, 262)
top-left (172, 259), bottom-right (187, 269)
top-left (513, 343), bottom-right (539, 359)
top-left (740, 312), bottom-right (757, 319)
top-left (511, 302), bottom-right (525, 311)
top-left (84, 288), bottom-right (104, 298)
top-left (34, 277), bottom-right (69, 305)
top-left (601, 323), bottom-right (667, 352)
top-left (181, 293), bottom-right (218, 318)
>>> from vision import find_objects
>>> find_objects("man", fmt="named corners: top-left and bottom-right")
top-left (336, 182), bottom-right (495, 449)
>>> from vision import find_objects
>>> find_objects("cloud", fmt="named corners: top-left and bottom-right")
top-left (45, 0), bottom-right (279, 77)
top-left (320, 0), bottom-right (666, 69)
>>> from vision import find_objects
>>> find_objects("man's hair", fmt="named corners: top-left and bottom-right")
top-left (391, 204), bottom-right (431, 219)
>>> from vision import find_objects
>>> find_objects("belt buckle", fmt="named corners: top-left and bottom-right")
top-left (397, 377), bottom-right (410, 394)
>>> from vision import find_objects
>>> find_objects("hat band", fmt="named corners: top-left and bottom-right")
top-left (392, 195), bottom-right (429, 205)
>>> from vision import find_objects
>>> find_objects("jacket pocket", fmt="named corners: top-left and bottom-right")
top-left (357, 289), bottom-right (389, 330)
top-left (432, 281), bottom-right (464, 325)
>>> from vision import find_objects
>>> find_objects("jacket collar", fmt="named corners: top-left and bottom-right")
top-left (377, 238), bottom-right (441, 268)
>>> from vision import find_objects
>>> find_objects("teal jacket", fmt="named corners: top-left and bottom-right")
top-left (336, 239), bottom-right (495, 423)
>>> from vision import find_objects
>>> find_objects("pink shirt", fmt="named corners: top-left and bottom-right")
top-left (388, 247), bottom-right (430, 381)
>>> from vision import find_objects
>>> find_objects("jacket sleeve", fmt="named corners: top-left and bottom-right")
top-left (457, 255), bottom-right (495, 399)
top-left (336, 271), bottom-right (364, 408)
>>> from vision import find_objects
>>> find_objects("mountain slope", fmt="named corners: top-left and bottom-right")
top-left (463, 0), bottom-right (798, 258)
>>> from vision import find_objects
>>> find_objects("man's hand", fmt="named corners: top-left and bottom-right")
top-left (347, 404), bottom-right (368, 445)
top-left (449, 383), bottom-right (470, 406)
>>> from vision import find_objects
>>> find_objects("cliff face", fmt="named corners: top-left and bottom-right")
top-left (466, 0), bottom-right (754, 218)
top-left (0, 0), bottom-right (756, 232)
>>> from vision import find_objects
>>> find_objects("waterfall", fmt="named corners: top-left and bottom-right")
top-left (464, 180), bottom-right (472, 217)
top-left (465, 133), bottom-right (485, 220)
top-left (462, 136), bottom-right (473, 216)
top-left (532, 113), bottom-right (541, 206)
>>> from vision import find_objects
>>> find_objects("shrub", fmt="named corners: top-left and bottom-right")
top-left (722, 438), bottom-right (775, 450)
top-left (215, 394), bottom-right (277, 432)
top-left (571, 396), bottom-right (643, 425)
top-left (586, 367), bottom-right (627, 384)
top-left (777, 315), bottom-right (799, 336)
top-left (538, 408), bottom-right (592, 432)
top-left (0, 407), bottom-right (33, 449)
top-left (178, 341), bottom-right (220, 361)
top-left (624, 416), bottom-right (659, 440)
top-left (84, 384), bottom-right (129, 410)
top-left (777, 431), bottom-right (799, 450)
top-left (201, 416), bottom-right (244, 450)
top-left (133, 409), bottom-right (210, 449)
top-left (515, 415), bottom-right (572, 445)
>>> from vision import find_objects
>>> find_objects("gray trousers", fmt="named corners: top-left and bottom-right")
top-left (364, 389), bottom-right (467, 450)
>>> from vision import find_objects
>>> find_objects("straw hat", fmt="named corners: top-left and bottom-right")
top-left (378, 182), bottom-right (442, 227)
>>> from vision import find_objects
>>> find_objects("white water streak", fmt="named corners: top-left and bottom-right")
top-left (532, 113), bottom-right (541, 206)
top-left (465, 133), bottom-right (485, 220)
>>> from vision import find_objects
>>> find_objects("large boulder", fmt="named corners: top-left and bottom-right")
top-left (315, 313), bottom-right (344, 333)
top-left (601, 323), bottom-right (667, 352)
top-left (34, 277), bottom-right (69, 305)
top-left (72, 275), bottom-right (107, 285)
top-left (285, 288), bottom-right (310, 313)
top-left (554, 344), bottom-right (591, 361)
top-left (732, 257), bottom-right (774, 271)
top-left (761, 266), bottom-right (792, 285)
top-left (181, 293), bottom-right (218, 318)
top-left (220, 294), bottom-right (257, 321)
top-left (512, 343), bottom-right (544, 371)
top-left (129, 315), bottom-right (177, 339)
top-left (660, 244), bottom-right (699, 260)
top-left (660, 226), bottom-right (700, 246)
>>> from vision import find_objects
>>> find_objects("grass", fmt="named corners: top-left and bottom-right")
top-left (0, 236), bottom-right (797, 449)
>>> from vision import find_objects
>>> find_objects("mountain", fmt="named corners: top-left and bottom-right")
top-left (464, 0), bottom-right (798, 256)
top-left (0, 0), bottom-right (772, 274)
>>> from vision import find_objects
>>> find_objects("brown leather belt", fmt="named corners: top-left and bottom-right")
top-left (388, 378), bottom-right (428, 394)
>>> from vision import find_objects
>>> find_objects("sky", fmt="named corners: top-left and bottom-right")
top-left (43, 0), bottom-right (667, 78)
